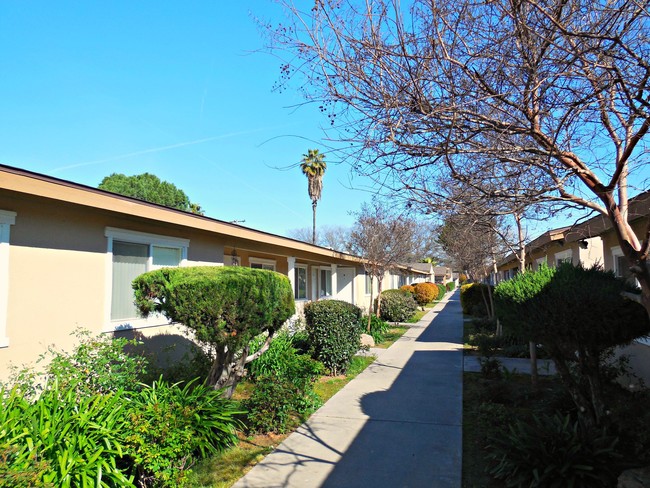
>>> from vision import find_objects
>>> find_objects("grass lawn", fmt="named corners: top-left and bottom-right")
top-left (373, 326), bottom-right (409, 349)
top-left (189, 355), bottom-right (375, 487)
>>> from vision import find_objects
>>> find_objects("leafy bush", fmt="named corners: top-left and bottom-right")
top-left (487, 413), bottom-right (623, 487)
top-left (133, 266), bottom-right (295, 395)
top-left (304, 300), bottom-right (363, 375)
top-left (446, 281), bottom-right (456, 292)
top-left (376, 289), bottom-right (418, 323)
top-left (362, 315), bottom-right (390, 343)
top-left (399, 284), bottom-right (415, 294)
top-left (460, 283), bottom-right (493, 316)
top-left (0, 383), bottom-right (134, 487)
top-left (413, 282), bottom-right (437, 308)
top-left (38, 328), bottom-right (148, 398)
top-left (123, 378), bottom-right (242, 487)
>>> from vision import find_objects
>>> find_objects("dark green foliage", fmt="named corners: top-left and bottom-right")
top-left (413, 282), bottom-right (437, 308)
top-left (133, 266), bottom-right (295, 393)
top-left (376, 289), bottom-right (418, 322)
top-left (446, 281), bottom-right (455, 292)
top-left (494, 263), bottom-right (650, 428)
top-left (460, 283), bottom-right (493, 316)
top-left (245, 331), bottom-right (324, 433)
top-left (99, 172), bottom-right (202, 213)
top-left (363, 315), bottom-right (390, 343)
top-left (124, 378), bottom-right (242, 487)
top-left (487, 413), bottom-right (623, 488)
top-left (304, 300), bottom-right (363, 375)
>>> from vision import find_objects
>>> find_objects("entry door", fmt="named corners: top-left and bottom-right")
top-left (337, 267), bottom-right (355, 304)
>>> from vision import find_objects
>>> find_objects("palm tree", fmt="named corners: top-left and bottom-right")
top-left (300, 149), bottom-right (327, 244)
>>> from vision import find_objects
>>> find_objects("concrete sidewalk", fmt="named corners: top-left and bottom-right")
top-left (232, 292), bottom-right (464, 488)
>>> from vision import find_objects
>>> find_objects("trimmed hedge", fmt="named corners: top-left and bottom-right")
top-left (377, 289), bottom-right (419, 322)
top-left (435, 283), bottom-right (446, 301)
top-left (446, 281), bottom-right (456, 292)
top-left (460, 283), bottom-right (493, 317)
top-left (304, 300), bottom-right (362, 375)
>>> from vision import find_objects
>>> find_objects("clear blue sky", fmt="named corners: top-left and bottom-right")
top-left (0, 1), bottom-right (375, 236)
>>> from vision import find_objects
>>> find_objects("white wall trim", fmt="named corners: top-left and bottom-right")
top-left (249, 257), bottom-right (277, 270)
top-left (105, 227), bottom-right (189, 248)
top-left (0, 210), bottom-right (17, 347)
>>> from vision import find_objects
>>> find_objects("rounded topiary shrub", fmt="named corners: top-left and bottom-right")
top-left (377, 289), bottom-right (418, 323)
top-left (304, 300), bottom-right (362, 375)
top-left (413, 282), bottom-right (437, 308)
top-left (460, 283), bottom-right (492, 316)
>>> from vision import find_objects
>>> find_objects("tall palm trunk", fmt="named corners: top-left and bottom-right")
top-left (312, 201), bottom-right (317, 244)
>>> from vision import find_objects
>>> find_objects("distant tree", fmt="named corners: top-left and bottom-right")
top-left (349, 201), bottom-right (419, 325)
top-left (99, 173), bottom-right (203, 214)
top-left (286, 225), bottom-right (352, 252)
top-left (300, 149), bottom-right (327, 244)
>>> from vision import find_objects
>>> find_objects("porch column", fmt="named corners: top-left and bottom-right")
top-left (331, 264), bottom-right (338, 299)
top-left (287, 256), bottom-right (296, 299)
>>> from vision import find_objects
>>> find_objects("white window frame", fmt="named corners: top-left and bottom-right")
top-left (104, 227), bottom-right (189, 331)
top-left (611, 246), bottom-right (626, 277)
top-left (0, 210), bottom-right (16, 348)
top-left (319, 267), bottom-right (333, 297)
top-left (249, 257), bottom-right (276, 271)
top-left (295, 264), bottom-right (308, 300)
top-left (554, 250), bottom-right (572, 266)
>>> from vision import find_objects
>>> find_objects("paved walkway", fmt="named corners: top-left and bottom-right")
top-left (233, 291), bottom-right (464, 488)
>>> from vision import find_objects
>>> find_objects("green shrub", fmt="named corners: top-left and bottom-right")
top-left (446, 281), bottom-right (455, 292)
top-left (0, 383), bottom-right (134, 487)
top-left (494, 263), bottom-right (650, 428)
top-left (413, 282), bottom-right (437, 308)
top-left (124, 378), bottom-right (242, 487)
top-left (487, 413), bottom-right (623, 487)
top-left (460, 283), bottom-right (493, 316)
top-left (304, 300), bottom-right (363, 375)
top-left (37, 328), bottom-right (148, 398)
top-left (362, 315), bottom-right (390, 343)
top-left (376, 289), bottom-right (418, 323)
top-left (133, 266), bottom-right (295, 396)
top-left (435, 283), bottom-right (446, 301)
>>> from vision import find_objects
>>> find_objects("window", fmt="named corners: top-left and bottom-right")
top-left (295, 265), bottom-right (308, 300)
top-left (612, 246), bottom-right (631, 279)
top-left (535, 256), bottom-right (547, 269)
top-left (365, 272), bottom-right (372, 295)
top-left (554, 250), bottom-right (572, 267)
top-left (320, 268), bottom-right (332, 297)
top-left (0, 210), bottom-right (16, 348)
top-left (249, 257), bottom-right (276, 271)
top-left (105, 228), bottom-right (188, 324)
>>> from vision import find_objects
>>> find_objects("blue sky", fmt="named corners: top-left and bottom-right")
top-left (0, 1), bottom-right (375, 236)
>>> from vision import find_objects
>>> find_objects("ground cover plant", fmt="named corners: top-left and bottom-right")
top-left (0, 331), bottom-right (242, 488)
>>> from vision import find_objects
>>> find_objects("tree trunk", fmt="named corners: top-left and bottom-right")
top-left (367, 275), bottom-right (374, 332)
top-left (375, 277), bottom-right (384, 318)
top-left (312, 201), bottom-right (317, 244)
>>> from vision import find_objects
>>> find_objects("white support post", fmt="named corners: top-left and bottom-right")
top-left (287, 256), bottom-right (296, 298)
top-left (331, 264), bottom-right (338, 299)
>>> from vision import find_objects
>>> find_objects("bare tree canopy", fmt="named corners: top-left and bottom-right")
top-left (286, 224), bottom-right (353, 252)
top-left (269, 0), bottom-right (650, 313)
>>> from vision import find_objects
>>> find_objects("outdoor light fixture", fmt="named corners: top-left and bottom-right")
top-left (579, 240), bottom-right (588, 249)
top-left (231, 248), bottom-right (240, 266)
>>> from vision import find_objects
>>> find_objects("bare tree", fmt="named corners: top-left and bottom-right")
top-left (349, 200), bottom-right (419, 324)
top-left (286, 225), bottom-right (353, 252)
top-left (269, 0), bottom-right (650, 315)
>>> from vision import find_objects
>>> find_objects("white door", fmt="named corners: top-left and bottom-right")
top-left (337, 267), bottom-right (355, 304)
